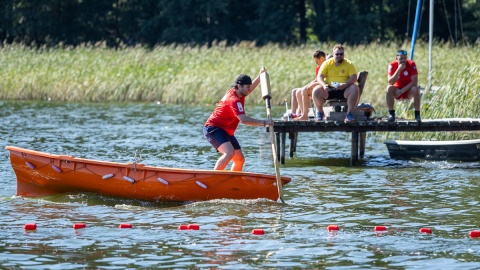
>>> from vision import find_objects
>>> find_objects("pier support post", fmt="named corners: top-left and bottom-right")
top-left (280, 132), bottom-right (286, 164)
top-left (351, 131), bottom-right (359, 166)
top-left (360, 132), bottom-right (366, 158)
top-left (276, 132), bottom-right (281, 162)
top-left (288, 132), bottom-right (298, 158)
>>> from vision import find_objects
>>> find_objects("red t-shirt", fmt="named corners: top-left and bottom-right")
top-left (388, 59), bottom-right (418, 89)
top-left (315, 65), bottom-right (320, 78)
top-left (205, 88), bottom-right (245, 136)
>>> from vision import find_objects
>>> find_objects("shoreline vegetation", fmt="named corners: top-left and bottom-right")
top-left (1, 42), bottom-right (479, 140)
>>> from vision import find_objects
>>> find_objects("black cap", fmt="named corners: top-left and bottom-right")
top-left (234, 74), bottom-right (252, 85)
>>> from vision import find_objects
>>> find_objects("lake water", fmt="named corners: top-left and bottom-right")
top-left (1, 100), bottom-right (480, 269)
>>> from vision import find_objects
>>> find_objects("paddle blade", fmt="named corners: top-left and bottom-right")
top-left (260, 69), bottom-right (271, 100)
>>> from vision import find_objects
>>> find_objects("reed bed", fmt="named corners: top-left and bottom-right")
top-left (1, 42), bottom-right (479, 140)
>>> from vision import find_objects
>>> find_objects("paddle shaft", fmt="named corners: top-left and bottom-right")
top-left (260, 70), bottom-right (285, 203)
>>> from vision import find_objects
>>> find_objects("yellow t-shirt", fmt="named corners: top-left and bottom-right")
top-left (318, 58), bottom-right (357, 86)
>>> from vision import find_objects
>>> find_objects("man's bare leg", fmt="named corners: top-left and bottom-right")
top-left (214, 142), bottom-right (235, 170)
top-left (290, 88), bottom-right (301, 117)
top-left (410, 86), bottom-right (421, 111)
top-left (386, 85), bottom-right (397, 111)
top-left (344, 84), bottom-right (359, 114)
top-left (312, 86), bottom-right (328, 111)
top-left (295, 87), bottom-right (311, 120)
top-left (230, 149), bottom-right (245, 171)
top-left (295, 89), bottom-right (303, 116)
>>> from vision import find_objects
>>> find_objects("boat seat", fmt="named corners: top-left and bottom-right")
top-left (324, 71), bottom-right (369, 121)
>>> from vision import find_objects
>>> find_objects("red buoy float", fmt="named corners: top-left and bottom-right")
top-left (469, 230), bottom-right (480, 238)
top-left (419, 227), bottom-right (432, 234)
top-left (327, 224), bottom-right (340, 231)
top-left (252, 229), bottom-right (265, 235)
top-left (178, 224), bottom-right (189, 230)
top-left (374, 226), bottom-right (387, 232)
top-left (73, 223), bottom-right (86, 229)
top-left (188, 224), bottom-right (200, 230)
top-left (24, 223), bottom-right (37, 230)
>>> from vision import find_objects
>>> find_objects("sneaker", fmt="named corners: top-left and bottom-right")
top-left (387, 115), bottom-right (395, 122)
top-left (316, 111), bottom-right (325, 121)
top-left (344, 112), bottom-right (355, 123)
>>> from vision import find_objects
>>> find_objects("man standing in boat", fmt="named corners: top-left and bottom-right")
top-left (204, 71), bottom-right (273, 171)
top-left (386, 49), bottom-right (422, 122)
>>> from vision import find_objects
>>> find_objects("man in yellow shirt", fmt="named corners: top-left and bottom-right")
top-left (311, 44), bottom-right (359, 122)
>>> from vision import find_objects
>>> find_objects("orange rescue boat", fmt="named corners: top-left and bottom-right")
top-left (6, 146), bottom-right (291, 202)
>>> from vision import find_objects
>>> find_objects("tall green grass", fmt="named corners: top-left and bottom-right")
top-left (1, 41), bottom-right (479, 140)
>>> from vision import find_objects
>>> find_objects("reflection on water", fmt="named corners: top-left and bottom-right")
top-left (1, 100), bottom-right (480, 269)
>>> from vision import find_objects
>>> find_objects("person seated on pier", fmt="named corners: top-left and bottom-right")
top-left (386, 49), bottom-right (422, 122)
top-left (311, 44), bottom-right (359, 123)
top-left (289, 50), bottom-right (328, 120)
top-left (295, 53), bottom-right (335, 121)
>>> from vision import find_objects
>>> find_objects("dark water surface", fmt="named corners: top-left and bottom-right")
top-left (1, 100), bottom-right (480, 269)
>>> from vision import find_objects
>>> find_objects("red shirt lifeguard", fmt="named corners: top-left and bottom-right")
top-left (386, 49), bottom-right (422, 122)
top-left (203, 72), bottom-right (273, 171)
top-left (388, 59), bottom-right (418, 89)
top-left (205, 88), bottom-right (245, 136)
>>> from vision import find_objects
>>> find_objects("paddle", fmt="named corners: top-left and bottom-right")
top-left (260, 67), bottom-right (285, 203)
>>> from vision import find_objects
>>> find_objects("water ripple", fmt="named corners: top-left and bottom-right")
top-left (1, 101), bottom-right (480, 268)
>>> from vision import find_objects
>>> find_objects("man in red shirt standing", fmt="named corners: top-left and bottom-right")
top-left (204, 72), bottom-right (273, 171)
top-left (386, 49), bottom-right (422, 122)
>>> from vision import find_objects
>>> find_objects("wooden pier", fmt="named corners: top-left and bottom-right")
top-left (272, 118), bottom-right (480, 166)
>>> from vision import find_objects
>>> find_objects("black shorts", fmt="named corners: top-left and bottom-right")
top-left (203, 126), bottom-right (241, 150)
top-left (327, 89), bottom-right (346, 100)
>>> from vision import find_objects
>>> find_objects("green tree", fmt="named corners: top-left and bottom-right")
top-left (0, 0), bottom-right (478, 47)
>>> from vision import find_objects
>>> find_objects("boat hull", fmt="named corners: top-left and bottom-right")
top-left (384, 139), bottom-right (480, 161)
top-left (6, 146), bottom-right (291, 202)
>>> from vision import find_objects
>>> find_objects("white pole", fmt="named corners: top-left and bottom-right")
top-left (428, 0), bottom-right (433, 88)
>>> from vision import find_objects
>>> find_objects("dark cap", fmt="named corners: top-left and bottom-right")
top-left (234, 74), bottom-right (252, 85)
